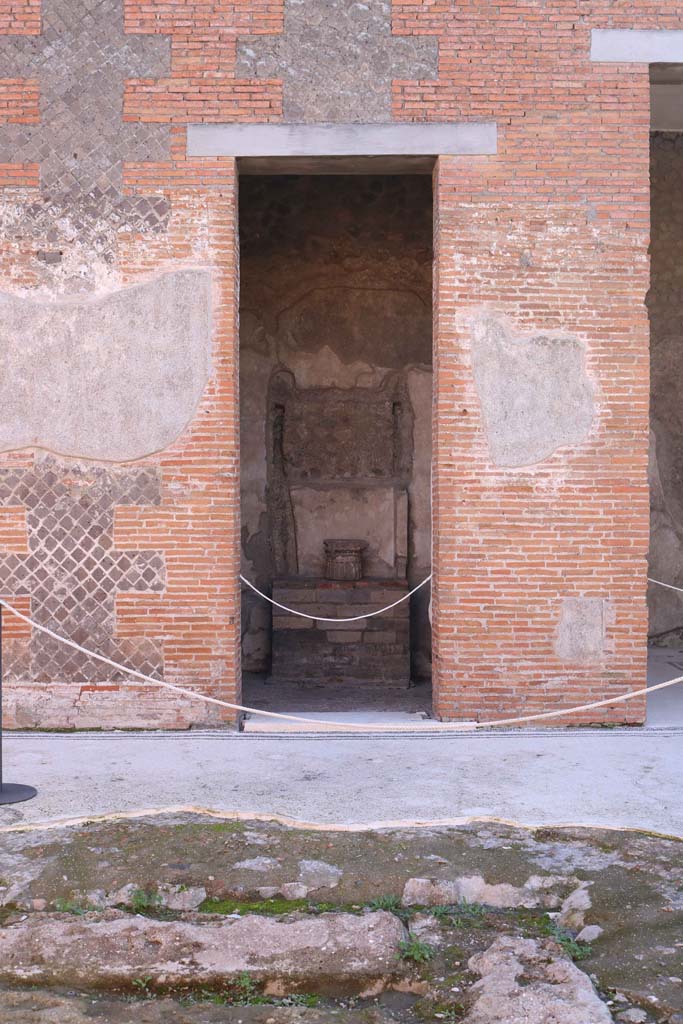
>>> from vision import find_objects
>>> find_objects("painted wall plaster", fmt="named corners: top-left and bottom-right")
top-left (0, 270), bottom-right (213, 462)
top-left (554, 597), bottom-right (609, 664)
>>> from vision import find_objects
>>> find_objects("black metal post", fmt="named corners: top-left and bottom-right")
top-left (0, 604), bottom-right (37, 804)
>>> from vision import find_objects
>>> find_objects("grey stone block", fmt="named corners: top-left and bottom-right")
top-left (591, 29), bottom-right (683, 63)
top-left (188, 122), bottom-right (498, 159)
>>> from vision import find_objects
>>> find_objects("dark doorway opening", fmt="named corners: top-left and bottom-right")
top-left (238, 174), bottom-right (433, 716)
top-left (647, 66), bottom-right (683, 726)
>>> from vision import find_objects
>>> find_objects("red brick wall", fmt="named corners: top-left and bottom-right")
top-left (2, 0), bottom-right (682, 727)
top-left (418, 3), bottom-right (674, 723)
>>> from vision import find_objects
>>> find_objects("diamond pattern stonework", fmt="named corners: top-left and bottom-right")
top-left (0, 458), bottom-right (165, 683)
top-left (0, 0), bottom-right (172, 240)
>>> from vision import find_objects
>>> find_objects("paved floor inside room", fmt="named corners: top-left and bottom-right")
top-left (646, 645), bottom-right (683, 726)
top-left (242, 673), bottom-right (433, 716)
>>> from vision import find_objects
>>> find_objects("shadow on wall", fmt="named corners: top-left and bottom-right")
top-left (649, 133), bottom-right (683, 643)
top-left (238, 175), bottom-right (433, 680)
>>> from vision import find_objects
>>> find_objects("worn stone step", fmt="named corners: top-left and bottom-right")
top-left (242, 711), bottom-right (433, 733)
top-left (0, 909), bottom-right (406, 996)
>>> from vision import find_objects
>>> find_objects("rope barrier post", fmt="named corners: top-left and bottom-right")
top-left (0, 604), bottom-right (37, 805)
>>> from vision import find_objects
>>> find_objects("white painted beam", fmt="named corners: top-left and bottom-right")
top-left (591, 29), bottom-right (683, 63)
top-left (187, 122), bottom-right (497, 159)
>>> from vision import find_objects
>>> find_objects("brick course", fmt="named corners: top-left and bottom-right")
top-left (1, 0), bottom-right (679, 726)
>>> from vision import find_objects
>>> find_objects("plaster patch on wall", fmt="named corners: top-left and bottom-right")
top-left (0, 269), bottom-right (212, 463)
top-left (554, 598), bottom-right (608, 664)
top-left (470, 313), bottom-right (595, 468)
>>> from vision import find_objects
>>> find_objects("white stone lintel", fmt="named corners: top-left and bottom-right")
top-left (591, 29), bottom-right (683, 64)
top-left (187, 122), bottom-right (498, 159)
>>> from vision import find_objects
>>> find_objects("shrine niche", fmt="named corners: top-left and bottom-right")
top-left (265, 368), bottom-right (413, 685)
top-left (238, 174), bottom-right (433, 697)
top-left (267, 369), bottom-right (412, 580)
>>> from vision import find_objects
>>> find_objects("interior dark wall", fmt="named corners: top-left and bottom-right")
top-left (649, 134), bottom-right (683, 641)
top-left (238, 175), bottom-right (433, 680)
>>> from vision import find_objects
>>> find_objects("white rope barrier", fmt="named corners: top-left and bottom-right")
top-left (649, 577), bottom-right (683, 594)
top-left (239, 573), bottom-right (432, 622)
top-left (1, 585), bottom-right (682, 732)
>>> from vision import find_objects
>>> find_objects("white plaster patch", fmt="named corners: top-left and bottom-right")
top-left (0, 269), bottom-right (212, 462)
top-left (555, 598), bottom-right (608, 664)
top-left (470, 312), bottom-right (595, 468)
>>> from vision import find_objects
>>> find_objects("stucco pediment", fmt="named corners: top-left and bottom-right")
top-left (0, 269), bottom-right (212, 463)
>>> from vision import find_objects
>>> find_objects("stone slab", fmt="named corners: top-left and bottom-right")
top-left (243, 710), bottom-right (431, 732)
top-left (469, 312), bottom-right (595, 467)
top-left (591, 29), bottom-right (683, 63)
top-left (290, 486), bottom-right (401, 578)
top-left (0, 909), bottom-right (405, 995)
top-left (187, 122), bottom-right (498, 159)
top-left (465, 936), bottom-right (612, 1023)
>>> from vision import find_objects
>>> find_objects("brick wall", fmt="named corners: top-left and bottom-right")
top-left (421, 3), bottom-right (669, 723)
top-left (1, 0), bottom-right (681, 727)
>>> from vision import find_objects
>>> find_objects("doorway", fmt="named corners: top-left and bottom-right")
top-left (647, 65), bottom-right (683, 725)
top-left (238, 174), bottom-right (433, 715)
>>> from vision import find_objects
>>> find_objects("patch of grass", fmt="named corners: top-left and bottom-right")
top-left (54, 897), bottom-right (95, 916)
top-left (398, 938), bottom-right (435, 965)
top-left (548, 928), bottom-right (592, 962)
top-left (420, 1005), bottom-right (465, 1024)
top-left (367, 894), bottom-right (412, 923)
top-left (432, 902), bottom-right (486, 928)
top-left (513, 910), bottom-right (592, 961)
top-left (198, 896), bottom-right (310, 916)
top-left (172, 820), bottom-right (246, 836)
top-left (307, 900), bottom-right (362, 915)
top-left (186, 972), bottom-right (320, 1008)
top-left (0, 902), bottom-right (20, 925)
top-left (131, 976), bottom-right (153, 998)
top-left (129, 888), bottom-right (162, 914)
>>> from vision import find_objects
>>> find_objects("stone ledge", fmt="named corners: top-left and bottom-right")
top-left (0, 909), bottom-right (406, 996)
top-left (591, 29), bottom-right (683, 63)
top-left (187, 122), bottom-right (498, 161)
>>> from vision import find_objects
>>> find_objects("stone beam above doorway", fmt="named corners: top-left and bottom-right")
top-left (187, 122), bottom-right (497, 175)
top-left (591, 30), bottom-right (683, 133)
top-left (591, 29), bottom-right (683, 64)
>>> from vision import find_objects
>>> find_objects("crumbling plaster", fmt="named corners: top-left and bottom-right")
top-left (470, 312), bottom-right (596, 469)
top-left (239, 176), bottom-right (432, 677)
top-left (554, 597), bottom-right (611, 665)
top-left (0, 270), bottom-right (213, 463)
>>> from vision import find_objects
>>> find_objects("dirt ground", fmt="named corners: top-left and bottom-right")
top-left (0, 814), bottom-right (681, 1022)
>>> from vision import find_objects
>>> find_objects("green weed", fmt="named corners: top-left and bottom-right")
top-left (368, 894), bottom-right (412, 923)
top-left (431, 902), bottom-right (486, 928)
top-left (399, 938), bottom-right (435, 964)
top-left (129, 888), bottom-right (162, 914)
top-left (54, 897), bottom-right (95, 916)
